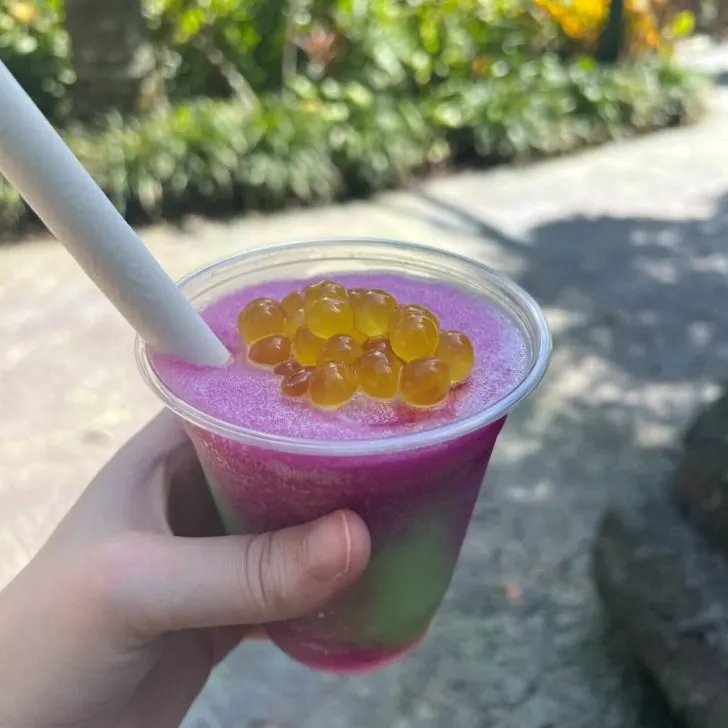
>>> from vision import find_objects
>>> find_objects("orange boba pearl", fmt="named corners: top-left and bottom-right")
top-left (357, 349), bottom-right (402, 401)
top-left (400, 357), bottom-right (451, 408)
top-left (348, 288), bottom-right (366, 306)
top-left (280, 290), bottom-right (305, 338)
top-left (309, 362), bottom-right (358, 409)
top-left (389, 311), bottom-right (439, 362)
top-left (304, 280), bottom-right (348, 307)
top-left (362, 336), bottom-right (389, 353)
top-left (237, 298), bottom-right (285, 345)
top-left (292, 325), bottom-right (325, 367)
top-left (352, 289), bottom-right (398, 337)
top-left (281, 290), bottom-right (305, 318)
top-left (247, 335), bottom-right (292, 368)
top-left (305, 296), bottom-right (355, 339)
top-left (349, 328), bottom-right (368, 345)
top-left (283, 308), bottom-right (305, 339)
top-left (436, 330), bottom-right (475, 384)
top-left (319, 334), bottom-right (363, 365)
top-left (281, 367), bottom-right (313, 398)
top-left (274, 359), bottom-right (302, 378)
top-left (392, 303), bottom-right (438, 328)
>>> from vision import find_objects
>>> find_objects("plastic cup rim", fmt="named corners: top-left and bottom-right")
top-left (136, 237), bottom-right (552, 457)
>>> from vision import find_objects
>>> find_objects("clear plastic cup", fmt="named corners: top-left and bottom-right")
top-left (137, 239), bottom-right (551, 673)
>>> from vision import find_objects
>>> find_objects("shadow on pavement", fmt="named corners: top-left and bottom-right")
top-left (407, 188), bottom-right (728, 386)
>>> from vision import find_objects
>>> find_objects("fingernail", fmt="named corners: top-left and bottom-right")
top-left (305, 512), bottom-right (351, 582)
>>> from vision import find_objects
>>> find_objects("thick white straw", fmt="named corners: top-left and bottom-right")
top-left (0, 61), bottom-right (229, 367)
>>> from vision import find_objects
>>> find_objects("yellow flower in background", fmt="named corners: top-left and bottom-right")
top-left (645, 28), bottom-right (660, 46)
top-left (533, 0), bottom-right (666, 54)
top-left (533, 0), bottom-right (608, 43)
top-left (9, 3), bottom-right (37, 24)
top-left (626, 0), bottom-right (652, 12)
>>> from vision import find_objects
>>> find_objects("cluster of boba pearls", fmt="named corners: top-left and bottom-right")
top-left (236, 280), bottom-right (475, 410)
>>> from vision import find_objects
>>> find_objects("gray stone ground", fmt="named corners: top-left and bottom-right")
top-left (2, 42), bottom-right (728, 728)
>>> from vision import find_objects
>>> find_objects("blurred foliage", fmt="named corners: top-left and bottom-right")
top-left (692, 0), bottom-right (728, 36)
top-left (0, 0), bottom-right (710, 236)
top-left (533, 0), bottom-right (696, 56)
top-left (147, 0), bottom-right (290, 99)
top-left (0, 1), bottom-right (72, 121)
top-left (299, 0), bottom-right (558, 89)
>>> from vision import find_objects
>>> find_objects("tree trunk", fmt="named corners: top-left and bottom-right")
top-left (64, 0), bottom-right (165, 122)
top-left (595, 0), bottom-right (625, 64)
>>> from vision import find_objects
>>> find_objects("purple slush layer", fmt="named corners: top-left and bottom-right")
top-left (189, 419), bottom-right (503, 672)
top-left (153, 274), bottom-right (529, 441)
top-left (152, 275), bottom-right (529, 672)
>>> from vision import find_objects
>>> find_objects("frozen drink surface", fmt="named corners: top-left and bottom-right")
top-left (152, 273), bottom-right (530, 672)
top-left (154, 274), bottom-right (529, 439)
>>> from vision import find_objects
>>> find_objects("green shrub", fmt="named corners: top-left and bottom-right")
top-left (0, 0), bottom-right (709, 237)
top-left (303, 0), bottom-right (560, 91)
top-left (148, 0), bottom-right (291, 100)
top-left (0, 1), bottom-right (72, 125)
top-left (0, 52), bottom-right (706, 238)
top-left (426, 54), bottom-right (706, 160)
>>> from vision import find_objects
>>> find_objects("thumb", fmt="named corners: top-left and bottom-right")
top-left (115, 510), bottom-right (370, 636)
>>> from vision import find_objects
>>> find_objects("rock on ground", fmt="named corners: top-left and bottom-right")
top-left (676, 394), bottom-right (728, 552)
top-left (594, 481), bottom-right (728, 728)
top-left (594, 392), bottom-right (728, 728)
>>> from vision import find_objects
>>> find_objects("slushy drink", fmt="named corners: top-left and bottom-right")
top-left (138, 240), bottom-right (550, 673)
